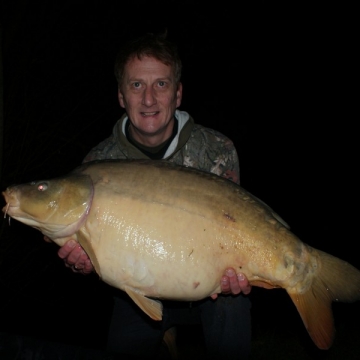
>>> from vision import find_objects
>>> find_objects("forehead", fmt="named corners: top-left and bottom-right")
top-left (124, 56), bottom-right (174, 79)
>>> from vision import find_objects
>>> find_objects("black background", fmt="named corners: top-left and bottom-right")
top-left (0, 1), bottom-right (359, 359)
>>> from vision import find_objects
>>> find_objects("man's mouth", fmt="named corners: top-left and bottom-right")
top-left (141, 111), bottom-right (159, 116)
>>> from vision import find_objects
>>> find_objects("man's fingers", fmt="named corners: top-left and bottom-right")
top-left (219, 269), bottom-right (252, 296)
top-left (221, 275), bottom-right (231, 293)
top-left (82, 258), bottom-right (94, 274)
top-left (57, 240), bottom-right (94, 274)
top-left (237, 273), bottom-right (251, 295)
top-left (57, 240), bottom-right (77, 259)
top-left (225, 268), bottom-right (240, 295)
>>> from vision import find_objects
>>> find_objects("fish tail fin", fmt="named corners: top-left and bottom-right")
top-left (288, 279), bottom-right (335, 349)
top-left (288, 250), bottom-right (360, 349)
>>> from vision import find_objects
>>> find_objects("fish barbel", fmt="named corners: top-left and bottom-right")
top-left (2, 159), bottom-right (360, 350)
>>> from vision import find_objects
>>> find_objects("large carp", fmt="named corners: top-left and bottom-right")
top-left (2, 159), bottom-right (360, 350)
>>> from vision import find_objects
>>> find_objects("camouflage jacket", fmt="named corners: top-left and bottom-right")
top-left (84, 110), bottom-right (240, 184)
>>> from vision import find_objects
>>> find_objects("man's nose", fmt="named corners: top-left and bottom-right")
top-left (142, 86), bottom-right (157, 106)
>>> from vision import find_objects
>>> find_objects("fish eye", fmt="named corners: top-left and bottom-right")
top-left (37, 183), bottom-right (48, 191)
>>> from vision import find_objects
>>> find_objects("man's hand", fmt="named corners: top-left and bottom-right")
top-left (211, 268), bottom-right (251, 300)
top-left (57, 239), bottom-right (94, 274)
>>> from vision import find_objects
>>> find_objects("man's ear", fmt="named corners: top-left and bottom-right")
top-left (176, 82), bottom-right (183, 108)
top-left (118, 89), bottom-right (125, 108)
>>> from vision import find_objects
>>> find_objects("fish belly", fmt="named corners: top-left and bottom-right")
top-left (76, 161), bottom-right (296, 300)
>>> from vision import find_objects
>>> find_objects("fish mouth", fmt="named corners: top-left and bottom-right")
top-left (2, 190), bottom-right (19, 218)
top-left (2, 202), bottom-right (10, 219)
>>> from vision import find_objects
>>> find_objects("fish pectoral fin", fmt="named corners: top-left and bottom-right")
top-left (76, 231), bottom-right (101, 277)
top-left (124, 286), bottom-right (163, 321)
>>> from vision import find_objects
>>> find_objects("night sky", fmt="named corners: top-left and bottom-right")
top-left (0, 1), bottom-right (359, 359)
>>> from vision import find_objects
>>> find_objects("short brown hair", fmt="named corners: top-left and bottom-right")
top-left (114, 31), bottom-right (182, 87)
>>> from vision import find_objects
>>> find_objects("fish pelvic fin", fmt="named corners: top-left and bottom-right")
top-left (124, 286), bottom-right (163, 321)
top-left (288, 249), bottom-right (360, 349)
top-left (250, 280), bottom-right (280, 289)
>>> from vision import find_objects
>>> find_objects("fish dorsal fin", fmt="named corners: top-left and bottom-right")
top-left (288, 286), bottom-right (334, 350)
top-left (124, 286), bottom-right (163, 321)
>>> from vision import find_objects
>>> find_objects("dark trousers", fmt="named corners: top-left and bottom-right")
top-left (106, 290), bottom-right (251, 359)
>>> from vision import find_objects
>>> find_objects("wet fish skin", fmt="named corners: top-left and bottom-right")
top-left (2, 159), bottom-right (360, 350)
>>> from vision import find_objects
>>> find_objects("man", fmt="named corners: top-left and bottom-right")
top-left (57, 32), bottom-right (252, 359)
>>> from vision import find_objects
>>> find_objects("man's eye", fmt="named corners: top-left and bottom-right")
top-left (158, 81), bottom-right (166, 87)
top-left (133, 82), bottom-right (141, 88)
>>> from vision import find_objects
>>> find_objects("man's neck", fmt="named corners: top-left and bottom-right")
top-left (125, 119), bottom-right (179, 159)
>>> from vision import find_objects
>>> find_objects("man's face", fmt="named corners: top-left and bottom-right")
top-left (118, 56), bottom-right (182, 144)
